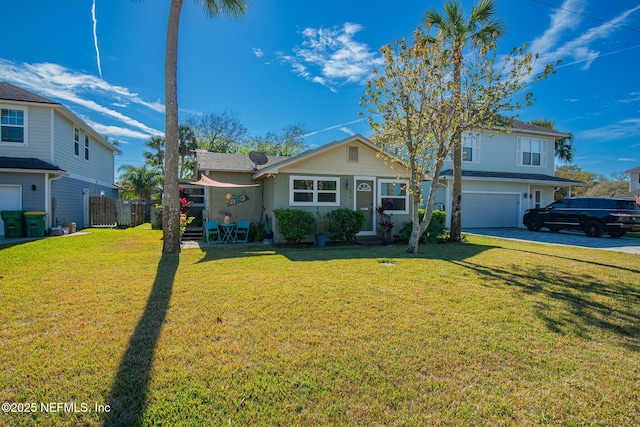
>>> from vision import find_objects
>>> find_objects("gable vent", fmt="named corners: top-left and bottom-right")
top-left (348, 146), bottom-right (359, 161)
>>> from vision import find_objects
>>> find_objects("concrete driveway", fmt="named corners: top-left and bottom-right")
top-left (465, 228), bottom-right (640, 255)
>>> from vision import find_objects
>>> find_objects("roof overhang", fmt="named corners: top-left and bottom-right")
top-left (0, 167), bottom-right (69, 176)
top-left (438, 170), bottom-right (588, 187)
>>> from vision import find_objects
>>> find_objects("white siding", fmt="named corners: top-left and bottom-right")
top-left (443, 130), bottom-right (556, 176)
top-left (53, 112), bottom-right (115, 185)
top-left (0, 105), bottom-right (52, 160)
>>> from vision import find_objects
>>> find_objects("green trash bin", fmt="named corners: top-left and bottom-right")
top-left (1, 210), bottom-right (25, 238)
top-left (24, 212), bottom-right (47, 238)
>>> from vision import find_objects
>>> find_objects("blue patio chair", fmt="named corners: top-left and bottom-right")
top-left (204, 221), bottom-right (220, 243)
top-left (234, 220), bottom-right (250, 243)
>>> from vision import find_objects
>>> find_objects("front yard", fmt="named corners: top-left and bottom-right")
top-left (0, 226), bottom-right (638, 426)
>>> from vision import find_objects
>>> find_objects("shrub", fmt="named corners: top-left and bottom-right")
top-left (249, 222), bottom-right (265, 242)
top-left (398, 209), bottom-right (447, 243)
top-left (328, 208), bottom-right (365, 243)
top-left (273, 209), bottom-right (315, 243)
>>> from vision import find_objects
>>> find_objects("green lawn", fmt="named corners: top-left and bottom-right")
top-left (1, 226), bottom-right (638, 426)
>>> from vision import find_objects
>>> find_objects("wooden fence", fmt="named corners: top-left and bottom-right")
top-left (116, 200), bottom-right (147, 227)
top-left (89, 196), bottom-right (116, 227)
top-left (89, 197), bottom-right (149, 228)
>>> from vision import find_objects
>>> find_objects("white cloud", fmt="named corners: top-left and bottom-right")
top-left (252, 47), bottom-right (264, 58)
top-left (575, 117), bottom-right (640, 142)
top-left (339, 127), bottom-right (355, 136)
top-left (303, 118), bottom-right (364, 138)
top-left (0, 59), bottom-right (163, 139)
top-left (282, 22), bottom-right (383, 91)
top-left (529, 1), bottom-right (640, 74)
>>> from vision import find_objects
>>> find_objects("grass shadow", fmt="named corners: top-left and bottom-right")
top-left (449, 259), bottom-right (640, 350)
top-left (194, 241), bottom-right (500, 264)
top-left (103, 253), bottom-right (179, 426)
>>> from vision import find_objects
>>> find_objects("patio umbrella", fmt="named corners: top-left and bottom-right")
top-left (190, 174), bottom-right (259, 188)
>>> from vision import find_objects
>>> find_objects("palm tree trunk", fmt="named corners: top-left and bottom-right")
top-left (449, 48), bottom-right (463, 243)
top-left (162, 0), bottom-right (183, 254)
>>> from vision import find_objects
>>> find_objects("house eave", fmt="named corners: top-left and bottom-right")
top-left (0, 167), bottom-right (69, 176)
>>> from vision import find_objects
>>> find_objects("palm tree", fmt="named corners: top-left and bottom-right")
top-left (118, 164), bottom-right (163, 202)
top-left (425, 0), bottom-right (505, 242)
top-left (143, 135), bottom-right (166, 174)
top-left (163, 0), bottom-right (248, 253)
top-left (178, 124), bottom-right (197, 178)
top-left (528, 118), bottom-right (574, 164)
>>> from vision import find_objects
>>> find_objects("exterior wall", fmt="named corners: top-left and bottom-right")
top-left (630, 172), bottom-right (640, 192)
top-left (52, 111), bottom-right (115, 184)
top-left (0, 104), bottom-right (52, 160)
top-left (203, 171), bottom-right (263, 224)
top-left (0, 173), bottom-right (47, 211)
top-left (439, 179), bottom-right (556, 228)
top-left (280, 140), bottom-right (406, 178)
top-left (442, 130), bottom-right (556, 176)
top-left (51, 176), bottom-right (117, 228)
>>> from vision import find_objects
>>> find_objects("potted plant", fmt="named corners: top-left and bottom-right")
top-left (263, 213), bottom-right (274, 244)
top-left (314, 207), bottom-right (329, 247)
top-left (376, 205), bottom-right (394, 245)
top-left (218, 208), bottom-right (235, 224)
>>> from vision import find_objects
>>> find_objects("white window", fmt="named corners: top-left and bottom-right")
top-left (290, 176), bottom-right (340, 206)
top-left (517, 138), bottom-right (547, 167)
top-left (462, 133), bottom-right (480, 163)
top-left (378, 179), bottom-right (408, 214)
top-left (1, 108), bottom-right (26, 144)
top-left (84, 134), bottom-right (90, 160)
top-left (74, 127), bottom-right (80, 156)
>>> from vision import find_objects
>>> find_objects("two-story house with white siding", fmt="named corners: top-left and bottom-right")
top-left (0, 82), bottom-right (120, 236)
top-left (432, 120), bottom-right (584, 229)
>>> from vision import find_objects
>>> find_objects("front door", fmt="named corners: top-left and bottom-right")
top-left (355, 178), bottom-right (375, 234)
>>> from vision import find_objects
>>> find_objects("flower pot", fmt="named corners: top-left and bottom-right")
top-left (224, 215), bottom-right (232, 224)
top-left (315, 233), bottom-right (327, 247)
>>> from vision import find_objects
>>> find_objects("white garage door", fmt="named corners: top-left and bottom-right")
top-left (462, 192), bottom-right (519, 228)
top-left (0, 185), bottom-right (22, 236)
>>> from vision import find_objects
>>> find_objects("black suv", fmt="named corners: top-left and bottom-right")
top-left (523, 197), bottom-right (640, 237)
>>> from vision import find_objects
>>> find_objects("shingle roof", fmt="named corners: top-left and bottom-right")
top-left (196, 151), bottom-right (290, 173)
top-left (507, 119), bottom-right (570, 138)
top-left (624, 166), bottom-right (640, 174)
top-left (440, 169), bottom-right (587, 185)
top-left (0, 157), bottom-right (65, 171)
top-left (0, 82), bottom-right (60, 105)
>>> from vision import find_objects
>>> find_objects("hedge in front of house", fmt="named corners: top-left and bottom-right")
top-left (273, 208), bottom-right (315, 243)
top-left (328, 208), bottom-right (365, 243)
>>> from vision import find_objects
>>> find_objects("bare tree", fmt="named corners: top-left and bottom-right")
top-left (362, 23), bottom-right (551, 254)
top-left (184, 111), bottom-right (248, 153)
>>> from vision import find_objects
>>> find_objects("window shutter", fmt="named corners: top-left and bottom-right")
top-left (474, 134), bottom-right (481, 163)
top-left (541, 140), bottom-right (548, 168)
top-left (516, 138), bottom-right (522, 166)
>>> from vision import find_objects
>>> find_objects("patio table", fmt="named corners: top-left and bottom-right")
top-left (220, 223), bottom-right (236, 243)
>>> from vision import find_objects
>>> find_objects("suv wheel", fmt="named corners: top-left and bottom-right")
top-left (584, 220), bottom-right (603, 238)
top-left (526, 217), bottom-right (542, 231)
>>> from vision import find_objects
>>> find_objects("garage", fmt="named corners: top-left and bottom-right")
top-left (0, 185), bottom-right (22, 236)
top-left (461, 192), bottom-right (520, 228)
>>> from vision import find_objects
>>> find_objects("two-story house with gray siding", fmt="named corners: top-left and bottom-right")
top-left (0, 82), bottom-right (120, 236)
top-left (431, 120), bottom-right (584, 229)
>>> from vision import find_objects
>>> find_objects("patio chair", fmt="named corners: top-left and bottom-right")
top-left (204, 221), bottom-right (220, 243)
top-left (234, 220), bottom-right (250, 243)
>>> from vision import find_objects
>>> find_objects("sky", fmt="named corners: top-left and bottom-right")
top-left (1, 0), bottom-right (639, 178)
